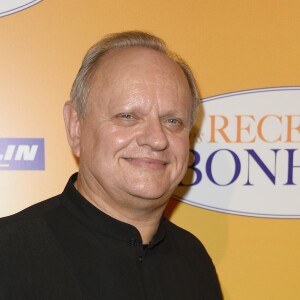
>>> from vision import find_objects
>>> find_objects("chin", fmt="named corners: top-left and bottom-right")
top-left (128, 187), bottom-right (173, 202)
top-left (123, 177), bottom-right (177, 199)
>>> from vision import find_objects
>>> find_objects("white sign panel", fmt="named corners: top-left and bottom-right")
top-left (173, 87), bottom-right (300, 218)
top-left (0, 0), bottom-right (42, 17)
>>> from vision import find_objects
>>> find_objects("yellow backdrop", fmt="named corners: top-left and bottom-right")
top-left (1, 1), bottom-right (300, 299)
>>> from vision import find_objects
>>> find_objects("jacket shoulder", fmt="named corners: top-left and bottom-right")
top-left (0, 195), bottom-right (61, 229)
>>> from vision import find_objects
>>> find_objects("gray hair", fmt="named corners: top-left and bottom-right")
top-left (70, 31), bottom-right (200, 127)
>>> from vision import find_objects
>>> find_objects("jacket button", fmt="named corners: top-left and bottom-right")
top-left (129, 238), bottom-right (136, 247)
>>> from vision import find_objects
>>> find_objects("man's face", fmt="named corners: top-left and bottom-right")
top-left (76, 47), bottom-right (193, 210)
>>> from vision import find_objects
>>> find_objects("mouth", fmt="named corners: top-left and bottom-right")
top-left (123, 157), bottom-right (168, 169)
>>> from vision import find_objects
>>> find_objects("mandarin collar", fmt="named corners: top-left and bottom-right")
top-left (61, 173), bottom-right (166, 247)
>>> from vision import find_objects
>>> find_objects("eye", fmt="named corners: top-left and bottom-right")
top-left (114, 113), bottom-right (138, 126)
top-left (118, 113), bottom-right (134, 120)
top-left (164, 117), bottom-right (186, 132)
top-left (167, 118), bottom-right (182, 125)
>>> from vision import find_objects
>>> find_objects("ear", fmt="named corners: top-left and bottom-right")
top-left (63, 101), bottom-right (81, 158)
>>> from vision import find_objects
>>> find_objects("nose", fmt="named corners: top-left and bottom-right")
top-left (136, 118), bottom-right (169, 151)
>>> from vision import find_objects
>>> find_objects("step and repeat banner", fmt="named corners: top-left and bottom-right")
top-left (1, 1), bottom-right (299, 299)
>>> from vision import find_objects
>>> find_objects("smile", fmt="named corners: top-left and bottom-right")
top-left (124, 157), bottom-right (168, 169)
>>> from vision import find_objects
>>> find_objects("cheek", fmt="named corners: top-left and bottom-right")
top-left (100, 128), bottom-right (137, 155)
top-left (181, 146), bottom-right (190, 168)
top-left (170, 136), bottom-right (190, 165)
top-left (78, 127), bottom-right (106, 163)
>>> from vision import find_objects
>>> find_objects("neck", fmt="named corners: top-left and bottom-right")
top-left (75, 177), bottom-right (166, 244)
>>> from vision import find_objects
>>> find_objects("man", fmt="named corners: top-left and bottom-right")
top-left (0, 31), bottom-right (222, 299)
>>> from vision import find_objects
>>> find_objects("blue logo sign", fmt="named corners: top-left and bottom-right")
top-left (0, 138), bottom-right (45, 170)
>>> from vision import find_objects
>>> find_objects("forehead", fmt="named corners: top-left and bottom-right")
top-left (89, 47), bottom-right (191, 95)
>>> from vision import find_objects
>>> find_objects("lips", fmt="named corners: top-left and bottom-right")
top-left (124, 157), bottom-right (168, 169)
